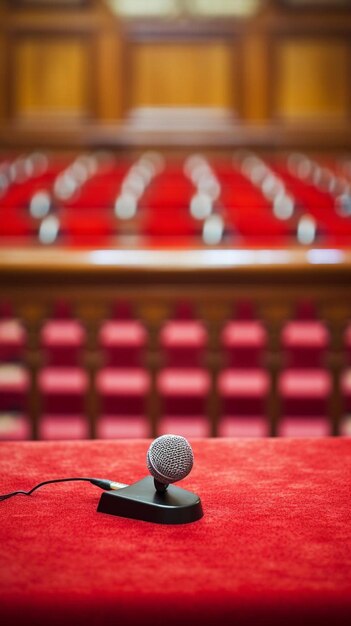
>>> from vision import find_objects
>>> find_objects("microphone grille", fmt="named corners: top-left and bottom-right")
top-left (146, 434), bottom-right (194, 485)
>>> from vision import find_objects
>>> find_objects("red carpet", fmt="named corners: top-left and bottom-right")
top-left (0, 438), bottom-right (350, 626)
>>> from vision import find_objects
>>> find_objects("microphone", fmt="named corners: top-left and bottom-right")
top-left (98, 434), bottom-right (203, 524)
top-left (0, 434), bottom-right (203, 524)
top-left (146, 434), bottom-right (194, 493)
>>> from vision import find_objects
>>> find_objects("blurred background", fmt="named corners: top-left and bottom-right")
top-left (0, 0), bottom-right (351, 444)
top-left (0, 0), bottom-right (350, 148)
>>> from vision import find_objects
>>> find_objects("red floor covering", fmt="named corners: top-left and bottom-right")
top-left (0, 438), bottom-right (350, 626)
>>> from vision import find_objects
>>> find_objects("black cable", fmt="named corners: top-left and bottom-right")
top-left (0, 477), bottom-right (122, 502)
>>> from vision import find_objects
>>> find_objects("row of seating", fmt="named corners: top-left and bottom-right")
top-left (1, 151), bottom-right (351, 247)
top-left (0, 299), bottom-right (347, 365)
top-left (0, 300), bottom-right (350, 440)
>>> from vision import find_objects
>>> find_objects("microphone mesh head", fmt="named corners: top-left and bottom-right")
top-left (146, 434), bottom-right (194, 485)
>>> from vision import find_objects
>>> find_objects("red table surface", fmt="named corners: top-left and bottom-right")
top-left (0, 438), bottom-right (350, 626)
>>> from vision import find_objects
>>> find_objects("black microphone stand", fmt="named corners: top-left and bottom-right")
top-left (97, 476), bottom-right (203, 524)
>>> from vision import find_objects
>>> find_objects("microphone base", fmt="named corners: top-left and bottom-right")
top-left (97, 476), bottom-right (203, 524)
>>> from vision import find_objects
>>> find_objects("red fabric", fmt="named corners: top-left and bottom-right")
top-left (99, 320), bottom-right (147, 366)
top-left (218, 368), bottom-right (270, 415)
top-left (218, 415), bottom-right (269, 438)
top-left (345, 324), bottom-right (351, 365)
top-left (96, 367), bottom-right (151, 415)
top-left (0, 439), bottom-right (350, 626)
top-left (157, 368), bottom-right (211, 415)
top-left (340, 416), bottom-right (351, 437)
top-left (341, 369), bottom-right (351, 411)
top-left (97, 415), bottom-right (151, 439)
top-left (39, 367), bottom-right (88, 414)
top-left (157, 415), bottom-right (211, 438)
top-left (282, 321), bottom-right (330, 367)
top-left (279, 369), bottom-right (331, 416)
top-left (221, 320), bottom-right (267, 367)
top-left (39, 414), bottom-right (89, 441)
top-left (0, 318), bottom-right (27, 361)
top-left (0, 413), bottom-right (31, 440)
top-left (0, 364), bottom-right (29, 411)
top-left (41, 320), bottom-right (86, 365)
top-left (278, 416), bottom-right (332, 438)
top-left (160, 320), bottom-right (208, 366)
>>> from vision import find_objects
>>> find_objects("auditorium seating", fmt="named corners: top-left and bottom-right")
top-left (96, 302), bottom-right (151, 439)
top-left (218, 301), bottom-right (270, 438)
top-left (38, 302), bottom-right (89, 440)
top-left (277, 302), bottom-right (332, 437)
top-left (0, 302), bottom-right (30, 440)
top-left (341, 320), bottom-right (351, 437)
top-left (0, 294), bottom-right (349, 440)
top-left (1, 149), bottom-right (351, 440)
top-left (157, 302), bottom-right (211, 438)
top-left (1, 151), bottom-right (351, 248)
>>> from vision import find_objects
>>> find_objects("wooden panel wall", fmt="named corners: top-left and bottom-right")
top-left (129, 42), bottom-right (235, 109)
top-left (274, 38), bottom-right (350, 120)
top-left (0, 0), bottom-right (350, 149)
top-left (12, 36), bottom-right (91, 119)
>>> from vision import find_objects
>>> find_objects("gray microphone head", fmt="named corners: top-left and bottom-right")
top-left (146, 434), bottom-right (194, 488)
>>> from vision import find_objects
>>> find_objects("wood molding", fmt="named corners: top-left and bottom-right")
top-left (0, 119), bottom-right (350, 150)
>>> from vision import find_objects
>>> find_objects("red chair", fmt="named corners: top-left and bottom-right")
top-left (340, 322), bottom-right (351, 437)
top-left (96, 302), bottom-right (151, 438)
top-left (38, 414), bottom-right (89, 441)
top-left (96, 367), bottom-right (151, 439)
top-left (38, 366), bottom-right (88, 416)
top-left (277, 302), bottom-right (332, 437)
top-left (217, 301), bottom-right (270, 437)
top-left (0, 302), bottom-right (27, 362)
top-left (281, 319), bottom-right (329, 368)
top-left (38, 303), bottom-right (89, 440)
top-left (157, 303), bottom-right (210, 438)
top-left (0, 364), bottom-right (31, 440)
top-left (157, 367), bottom-right (211, 438)
top-left (217, 368), bottom-right (270, 437)
top-left (40, 301), bottom-right (86, 366)
top-left (0, 412), bottom-right (31, 441)
top-left (40, 319), bottom-right (86, 367)
top-left (98, 302), bottom-right (148, 368)
top-left (0, 364), bottom-right (30, 413)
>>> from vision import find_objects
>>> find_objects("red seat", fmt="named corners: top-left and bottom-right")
top-left (41, 319), bottom-right (86, 366)
top-left (62, 211), bottom-right (116, 246)
top-left (221, 320), bottom-right (267, 367)
top-left (0, 364), bottom-right (30, 412)
top-left (281, 320), bottom-right (330, 367)
top-left (340, 414), bottom-right (351, 437)
top-left (160, 320), bottom-right (208, 367)
top-left (278, 415), bottom-right (331, 438)
top-left (278, 368), bottom-right (332, 417)
top-left (157, 367), bottom-right (211, 417)
top-left (96, 415), bottom-right (150, 439)
top-left (99, 301), bottom-right (148, 368)
top-left (99, 320), bottom-right (147, 367)
top-left (0, 318), bottom-right (27, 361)
top-left (341, 368), bottom-right (351, 412)
top-left (345, 322), bottom-right (351, 366)
top-left (218, 368), bottom-right (270, 416)
top-left (0, 413), bottom-right (31, 441)
top-left (38, 366), bottom-right (88, 414)
top-left (158, 415), bottom-right (210, 438)
top-left (218, 415), bottom-right (268, 438)
top-left (39, 414), bottom-right (89, 441)
top-left (0, 212), bottom-right (34, 239)
top-left (96, 367), bottom-right (151, 416)
top-left (157, 303), bottom-right (210, 433)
